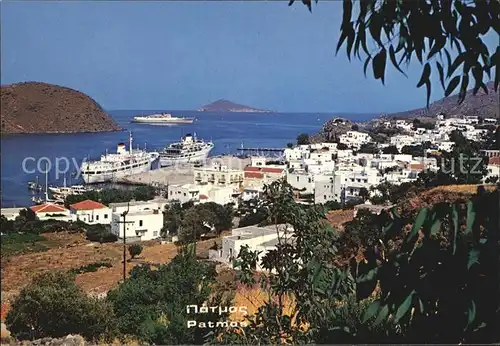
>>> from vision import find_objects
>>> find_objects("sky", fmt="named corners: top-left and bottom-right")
top-left (1, 1), bottom-right (498, 113)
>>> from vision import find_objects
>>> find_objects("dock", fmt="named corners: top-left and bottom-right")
top-left (115, 155), bottom-right (251, 186)
top-left (237, 148), bottom-right (284, 152)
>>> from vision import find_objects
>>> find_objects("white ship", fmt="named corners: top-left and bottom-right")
top-left (131, 113), bottom-right (195, 124)
top-left (80, 133), bottom-right (159, 184)
top-left (159, 133), bottom-right (214, 167)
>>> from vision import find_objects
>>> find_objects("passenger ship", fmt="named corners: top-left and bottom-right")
top-left (159, 133), bottom-right (214, 167)
top-left (80, 133), bottom-right (159, 184)
top-left (132, 113), bottom-right (195, 124)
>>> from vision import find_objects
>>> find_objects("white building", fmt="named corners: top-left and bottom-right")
top-left (111, 209), bottom-right (163, 242)
top-left (390, 135), bottom-right (414, 151)
top-left (167, 184), bottom-right (201, 204)
top-left (286, 170), bottom-right (315, 194)
top-left (210, 225), bottom-right (292, 272)
top-left (339, 131), bottom-right (371, 149)
top-left (0, 207), bottom-right (24, 221)
top-left (109, 199), bottom-right (169, 215)
top-left (438, 141), bottom-right (455, 152)
top-left (69, 199), bottom-right (111, 225)
top-left (194, 162), bottom-right (244, 187)
top-left (464, 115), bottom-right (479, 125)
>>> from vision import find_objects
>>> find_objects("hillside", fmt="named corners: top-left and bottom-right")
top-left (198, 99), bottom-right (270, 113)
top-left (0, 82), bottom-right (122, 135)
top-left (388, 81), bottom-right (499, 119)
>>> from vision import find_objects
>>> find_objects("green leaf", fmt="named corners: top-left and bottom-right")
top-left (393, 290), bottom-right (415, 324)
top-left (427, 36), bottom-right (446, 60)
top-left (451, 204), bottom-right (459, 255)
top-left (465, 200), bottom-right (475, 234)
top-left (445, 76), bottom-right (461, 97)
top-left (362, 300), bottom-right (381, 323)
top-left (436, 61), bottom-right (446, 90)
top-left (389, 45), bottom-right (407, 77)
top-left (467, 248), bottom-right (480, 269)
top-left (363, 56), bottom-right (371, 77)
top-left (372, 48), bottom-right (387, 84)
top-left (405, 208), bottom-right (427, 243)
top-left (458, 73), bottom-right (469, 103)
top-left (374, 304), bottom-right (389, 325)
top-left (448, 52), bottom-right (466, 78)
top-left (465, 300), bottom-right (477, 330)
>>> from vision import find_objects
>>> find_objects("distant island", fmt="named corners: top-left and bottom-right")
top-left (0, 82), bottom-right (122, 135)
top-left (198, 99), bottom-right (271, 113)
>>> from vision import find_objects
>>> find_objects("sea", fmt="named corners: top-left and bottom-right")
top-left (0, 110), bottom-right (376, 207)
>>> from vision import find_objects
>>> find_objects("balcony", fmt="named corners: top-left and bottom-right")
top-left (195, 176), bottom-right (202, 182)
top-left (218, 177), bottom-right (226, 183)
top-left (208, 176), bottom-right (215, 183)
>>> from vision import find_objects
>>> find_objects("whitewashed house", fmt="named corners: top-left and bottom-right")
top-left (167, 184), bottom-right (201, 204)
top-left (286, 170), bottom-right (315, 194)
top-left (69, 200), bottom-right (111, 225)
top-left (339, 131), bottom-right (371, 149)
top-left (109, 199), bottom-right (169, 215)
top-left (0, 207), bottom-right (24, 221)
top-left (210, 225), bottom-right (292, 272)
top-left (194, 162), bottom-right (244, 187)
top-left (111, 209), bottom-right (163, 242)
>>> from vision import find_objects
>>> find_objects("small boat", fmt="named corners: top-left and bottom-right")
top-left (27, 176), bottom-right (43, 191)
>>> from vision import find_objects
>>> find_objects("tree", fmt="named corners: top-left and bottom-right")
top-left (441, 130), bottom-right (488, 184)
top-left (358, 143), bottom-right (379, 154)
top-left (297, 133), bottom-right (310, 145)
top-left (286, 142), bottom-right (294, 148)
top-left (6, 271), bottom-right (117, 341)
top-left (412, 119), bottom-right (421, 128)
top-left (358, 187), bottom-right (369, 202)
top-left (401, 144), bottom-right (425, 157)
top-left (133, 186), bottom-right (156, 201)
top-left (382, 145), bottom-right (399, 155)
top-left (337, 142), bottom-right (349, 150)
top-left (290, 0), bottom-right (499, 105)
top-left (107, 245), bottom-right (231, 345)
top-left (351, 124), bottom-right (359, 131)
top-left (162, 202), bottom-right (184, 237)
top-left (128, 244), bottom-right (143, 260)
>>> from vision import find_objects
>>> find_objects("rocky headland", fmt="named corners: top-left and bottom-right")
top-left (0, 82), bottom-right (122, 135)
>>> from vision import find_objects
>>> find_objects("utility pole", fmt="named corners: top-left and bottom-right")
top-left (116, 202), bottom-right (133, 282)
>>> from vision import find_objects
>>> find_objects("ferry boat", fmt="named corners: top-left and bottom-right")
top-left (159, 133), bottom-right (214, 167)
top-left (80, 132), bottom-right (159, 184)
top-left (131, 113), bottom-right (195, 124)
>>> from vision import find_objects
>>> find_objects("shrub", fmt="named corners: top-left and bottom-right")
top-left (128, 244), bottom-right (143, 260)
top-left (5, 271), bottom-right (117, 341)
top-left (69, 262), bottom-right (113, 274)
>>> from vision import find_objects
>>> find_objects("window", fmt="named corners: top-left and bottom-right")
top-left (139, 220), bottom-right (143, 227)
top-left (296, 176), bottom-right (299, 182)
top-left (153, 231), bottom-right (158, 237)
top-left (324, 195), bottom-right (327, 200)
top-left (104, 214), bottom-right (108, 219)
top-left (96, 215), bottom-right (99, 221)
top-left (308, 178), bottom-right (311, 183)
top-left (184, 193), bottom-right (187, 196)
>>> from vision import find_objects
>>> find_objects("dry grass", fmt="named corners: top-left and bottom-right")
top-left (325, 209), bottom-right (355, 229)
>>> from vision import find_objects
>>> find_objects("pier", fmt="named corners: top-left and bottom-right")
top-left (237, 147), bottom-right (284, 152)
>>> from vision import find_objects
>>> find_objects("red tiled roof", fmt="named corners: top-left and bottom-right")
top-left (262, 167), bottom-right (284, 174)
top-left (245, 172), bottom-right (264, 179)
top-left (31, 203), bottom-right (68, 213)
top-left (489, 156), bottom-right (500, 166)
top-left (200, 194), bottom-right (209, 200)
top-left (70, 199), bottom-right (107, 210)
top-left (410, 163), bottom-right (425, 171)
top-left (244, 166), bottom-right (262, 172)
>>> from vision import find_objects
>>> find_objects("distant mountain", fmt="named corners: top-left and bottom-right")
top-left (198, 99), bottom-right (271, 113)
top-left (387, 81), bottom-right (499, 119)
top-left (1, 82), bottom-right (122, 135)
